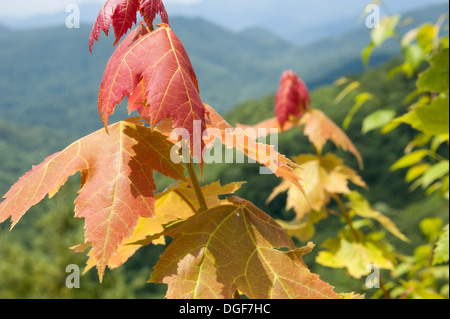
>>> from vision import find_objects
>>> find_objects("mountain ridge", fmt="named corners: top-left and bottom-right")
top-left (0, 4), bottom-right (447, 138)
top-left (1, 1), bottom-right (447, 44)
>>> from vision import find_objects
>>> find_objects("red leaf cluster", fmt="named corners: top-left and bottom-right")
top-left (275, 71), bottom-right (311, 128)
top-left (89, 0), bottom-right (169, 52)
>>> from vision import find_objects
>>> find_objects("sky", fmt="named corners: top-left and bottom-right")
top-left (0, 0), bottom-right (199, 18)
top-left (0, 0), bottom-right (448, 44)
top-left (1, 0), bottom-right (447, 19)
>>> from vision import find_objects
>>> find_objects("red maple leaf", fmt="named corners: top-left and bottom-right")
top-left (275, 70), bottom-right (311, 129)
top-left (139, 0), bottom-right (169, 28)
top-left (99, 23), bottom-right (205, 161)
top-left (0, 121), bottom-right (185, 281)
top-left (89, 0), bottom-right (169, 52)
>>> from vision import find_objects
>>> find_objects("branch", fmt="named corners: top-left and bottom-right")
top-left (332, 194), bottom-right (361, 242)
top-left (185, 161), bottom-right (208, 213)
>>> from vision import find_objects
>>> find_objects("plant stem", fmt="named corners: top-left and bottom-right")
top-left (313, 145), bottom-right (322, 158)
top-left (185, 161), bottom-right (208, 213)
top-left (173, 189), bottom-right (197, 215)
top-left (332, 194), bottom-right (361, 242)
top-left (379, 277), bottom-right (391, 299)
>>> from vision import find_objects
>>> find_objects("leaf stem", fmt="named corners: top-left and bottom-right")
top-left (173, 189), bottom-right (197, 215)
top-left (313, 144), bottom-right (322, 158)
top-left (185, 161), bottom-right (208, 213)
top-left (379, 277), bottom-right (391, 299)
top-left (332, 194), bottom-right (361, 242)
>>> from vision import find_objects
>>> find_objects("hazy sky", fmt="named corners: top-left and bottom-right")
top-left (1, 0), bottom-right (447, 18)
top-left (1, 0), bottom-right (448, 43)
top-left (0, 0), bottom-right (198, 18)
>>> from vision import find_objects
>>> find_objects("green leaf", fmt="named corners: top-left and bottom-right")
top-left (391, 150), bottom-right (429, 171)
top-left (381, 119), bottom-right (402, 134)
top-left (414, 245), bottom-right (433, 263)
top-left (417, 49), bottom-right (449, 94)
top-left (421, 161), bottom-right (450, 189)
top-left (343, 92), bottom-right (375, 130)
top-left (276, 210), bottom-right (327, 242)
top-left (441, 36), bottom-right (449, 49)
top-left (387, 63), bottom-right (414, 79)
top-left (362, 42), bottom-right (375, 66)
top-left (403, 44), bottom-right (425, 70)
top-left (316, 233), bottom-right (396, 279)
top-left (433, 224), bottom-right (449, 265)
top-left (406, 164), bottom-right (430, 182)
top-left (334, 81), bottom-right (360, 105)
top-left (426, 182), bottom-right (444, 196)
top-left (362, 109), bottom-right (396, 134)
top-left (347, 191), bottom-right (409, 242)
top-left (442, 175), bottom-right (449, 199)
top-left (396, 96), bottom-right (449, 139)
top-left (419, 218), bottom-right (443, 240)
top-left (431, 136), bottom-right (446, 156)
top-left (403, 87), bottom-right (425, 105)
top-left (410, 132), bottom-right (433, 148)
top-left (417, 24), bottom-right (438, 55)
top-left (372, 15), bottom-right (401, 46)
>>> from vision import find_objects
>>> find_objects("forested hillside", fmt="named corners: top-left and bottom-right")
top-left (0, 4), bottom-right (445, 135)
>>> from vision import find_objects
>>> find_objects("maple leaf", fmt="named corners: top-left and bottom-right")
top-left (150, 197), bottom-right (341, 299)
top-left (139, 0), bottom-right (169, 29)
top-left (300, 109), bottom-right (363, 168)
top-left (99, 23), bottom-right (205, 158)
top-left (89, 0), bottom-right (169, 52)
top-left (316, 231), bottom-right (397, 279)
top-left (75, 180), bottom-right (245, 273)
top-left (276, 211), bottom-right (328, 242)
top-left (204, 104), bottom-right (232, 131)
top-left (127, 79), bottom-right (150, 123)
top-left (0, 121), bottom-right (185, 281)
top-left (346, 191), bottom-right (409, 242)
top-left (268, 153), bottom-right (366, 223)
top-left (275, 71), bottom-right (311, 129)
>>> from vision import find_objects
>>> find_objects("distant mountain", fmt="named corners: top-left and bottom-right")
top-left (0, 24), bottom-right (118, 138)
top-left (164, 0), bottom-right (449, 44)
top-left (0, 3), bottom-right (101, 30)
top-left (0, 4), bottom-right (447, 139)
top-left (0, 118), bottom-right (72, 194)
top-left (0, 17), bottom-right (368, 138)
top-left (0, 23), bottom-right (7, 32)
